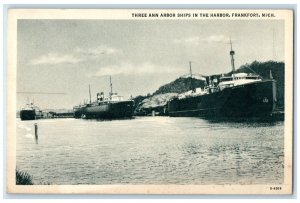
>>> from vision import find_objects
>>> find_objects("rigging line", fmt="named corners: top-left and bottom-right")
top-left (244, 66), bottom-right (263, 79)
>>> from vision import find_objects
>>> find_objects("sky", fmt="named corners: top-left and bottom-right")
top-left (17, 19), bottom-right (284, 109)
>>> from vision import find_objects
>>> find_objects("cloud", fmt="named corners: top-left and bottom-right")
top-left (29, 53), bottom-right (82, 65)
top-left (87, 62), bottom-right (180, 77)
top-left (29, 45), bottom-right (122, 66)
top-left (74, 46), bottom-right (122, 58)
top-left (173, 37), bottom-right (201, 44)
top-left (206, 35), bottom-right (229, 43)
top-left (173, 35), bottom-right (230, 45)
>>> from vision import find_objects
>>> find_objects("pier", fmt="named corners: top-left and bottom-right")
top-left (41, 110), bottom-right (74, 119)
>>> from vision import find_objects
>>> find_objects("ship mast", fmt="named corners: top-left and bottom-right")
top-left (189, 61), bottom-right (194, 92)
top-left (109, 76), bottom-right (113, 99)
top-left (229, 39), bottom-right (236, 80)
top-left (189, 61), bottom-right (192, 77)
top-left (88, 84), bottom-right (92, 104)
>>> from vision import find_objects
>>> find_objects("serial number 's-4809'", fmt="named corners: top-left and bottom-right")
top-left (270, 187), bottom-right (282, 190)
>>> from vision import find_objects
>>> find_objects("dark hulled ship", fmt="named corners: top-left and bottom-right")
top-left (20, 103), bottom-right (43, 121)
top-left (73, 77), bottom-right (134, 119)
top-left (168, 44), bottom-right (277, 118)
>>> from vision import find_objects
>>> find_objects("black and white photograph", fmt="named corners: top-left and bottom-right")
top-left (6, 9), bottom-right (293, 194)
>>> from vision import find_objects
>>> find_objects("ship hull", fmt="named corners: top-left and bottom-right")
top-left (20, 110), bottom-right (37, 120)
top-left (74, 100), bottom-right (134, 119)
top-left (168, 80), bottom-right (277, 118)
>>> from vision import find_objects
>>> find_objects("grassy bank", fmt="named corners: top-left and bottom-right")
top-left (16, 168), bottom-right (33, 185)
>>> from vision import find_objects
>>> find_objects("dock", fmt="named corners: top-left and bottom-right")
top-left (41, 110), bottom-right (74, 119)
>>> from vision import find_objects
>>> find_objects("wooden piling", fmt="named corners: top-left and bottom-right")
top-left (34, 123), bottom-right (38, 141)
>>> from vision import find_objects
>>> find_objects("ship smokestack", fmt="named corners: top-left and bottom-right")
top-left (229, 39), bottom-right (236, 79)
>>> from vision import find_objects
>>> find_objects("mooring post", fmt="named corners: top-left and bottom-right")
top-left (34, 123), bottom-right (38, 143)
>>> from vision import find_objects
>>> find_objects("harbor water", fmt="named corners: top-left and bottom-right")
top-left (16, 117), bottom-right (284, 185)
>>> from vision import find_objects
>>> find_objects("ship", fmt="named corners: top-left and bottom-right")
top-left (167, 43), bottom-right (277, 118)
top-left (73, 77), bottom-right (134, 119)
top-left (20, 103), bottom-right (43, 121)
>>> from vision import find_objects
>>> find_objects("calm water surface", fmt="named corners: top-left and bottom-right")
top-left (16, 117), bottom-right (284, 185)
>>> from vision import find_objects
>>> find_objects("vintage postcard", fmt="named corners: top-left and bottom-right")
top-left (6, 9), bottom-right (293, 194)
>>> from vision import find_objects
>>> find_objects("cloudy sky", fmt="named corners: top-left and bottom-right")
top-left (17, 19), bottom-right (284, 109)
